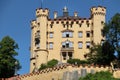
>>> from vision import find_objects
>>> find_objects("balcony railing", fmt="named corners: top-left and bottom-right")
top-left (61, 47), bottom-right (74, 51)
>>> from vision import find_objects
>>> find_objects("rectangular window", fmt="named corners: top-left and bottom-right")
top-left (69, 42), bottom-right (73, 48)
top-left (78, 42), bottom-right (83, 49)
top-left (86, 31), bottom-right (90, 37)
top-left (49, 42), bottom-right (53, 49)
top-left (62, 42), bottom-right (65, 48)
top-left (68, 52), bottom-right (72, 59)
top-left (69, 32), bottom-right (73, 37)
top-left (78, 31), bottom-right (83, 38)
top-left (62, 52), bottom-right (66, 60)
top-left (86, 42), bottom-right (90, 49)
top-left (49, 32), bottom-right (53, 38)
top-left (62, 32), bottom-right (66, 38)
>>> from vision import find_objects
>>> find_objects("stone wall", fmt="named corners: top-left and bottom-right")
top-left (18, 64), bottom-right (110, 80)
top-left (3, 64), bottom-right (120, 80)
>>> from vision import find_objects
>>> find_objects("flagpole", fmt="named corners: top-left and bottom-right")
top-left (66, 0), bottom-right (68, 7)
top-left (41, 0), bottom-right (43, 8)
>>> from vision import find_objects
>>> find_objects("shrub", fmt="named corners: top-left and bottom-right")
top-left (47, 59), bottom-right (58, 68)
top-left (39, 64), bottom-right (47, 70)
top-left (67, 59), bottom-right (89, 65)
top-left (79, 71), bottom-right (120, 80)
top-left (39, 59), bottom-right (58, 70)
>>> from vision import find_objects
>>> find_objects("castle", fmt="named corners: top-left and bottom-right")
top-left (2, 5), bottom-right (120, 80)
top-left (30, 6), bottom-right (106, 72)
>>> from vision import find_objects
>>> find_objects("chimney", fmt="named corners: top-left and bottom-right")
top-left (54, 11), bottom-right (57, 19)
top-left (74, 12), bottom-right (78, 17)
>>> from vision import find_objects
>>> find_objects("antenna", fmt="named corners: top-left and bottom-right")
top-left (41, 0), bottom-right (43, 8)
top-left (66, 0), bottom-right (69, 7)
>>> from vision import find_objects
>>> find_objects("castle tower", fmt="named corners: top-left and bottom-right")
top-left (91, 6), bottom-right (106, 44)
top-left (30, 8), bottom-right (49, 72)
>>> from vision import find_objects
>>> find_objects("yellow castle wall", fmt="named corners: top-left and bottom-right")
top-left (30, 6), bottom-right (106, 72)
top-left (19, 64), bottom-right (111, 80)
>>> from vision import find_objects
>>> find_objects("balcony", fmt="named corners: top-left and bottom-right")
top-left (61, 47), bottom-right (74, 52)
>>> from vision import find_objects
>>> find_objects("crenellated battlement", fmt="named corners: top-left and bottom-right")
top-left (91, 6), bottom-right (106, 16)
top-left (6, 64), bottom-right (120, 80)
top-left (48, 18), bottom-right (92, 28)
top-left (36, 8), bottom-right (49, 17)
top-left (31, 20), bottom-right (37, 29)
top-left (17, 64), bottom-right (110, 80)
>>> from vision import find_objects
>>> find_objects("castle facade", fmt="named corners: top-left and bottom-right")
top-left (30, 6), bottom-right (106, 72)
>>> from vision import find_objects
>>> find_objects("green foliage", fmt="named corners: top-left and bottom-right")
top-left (39, 59), bottom-right (58, 70)
top-left (79, 71), bottom-right (120, 80)
top-left (103, 13), bottom-right (120, 60)
top-left (87, 44), bottom-right (102, 65)
top-left (67, 59), bottom-right (89, 65)
top-left (47, 59), bottom-right (58, 68)
top-left (87, 41), bottom-right (115, 65)
top-left (0, 36), bottom-right (21, 78)
top-left (39, 64), bottom-right (47, 70)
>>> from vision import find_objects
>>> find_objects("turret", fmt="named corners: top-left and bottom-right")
top-left (54, 11), bottom-right (57, 19)
top-left (91, 6), bottom-right (106, 16)
top-left (63, 6), bottom-right (69, 17)
top-left (91, 6), bottom-right (106, 44)
top-left (30, 20), bottom-right (37, 72)
top-left (74, 12), bottom-right (78, 17)
top-left (30, 8), bottom-right (49, 72)
top-left (36, 8), bottom-right (49, 17)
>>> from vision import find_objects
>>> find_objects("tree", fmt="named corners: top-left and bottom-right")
top-left (87, 41), bottom-right (115, 65)
top-left (0, 36), bottom-right (21, 78)
top-left (79, 71), bottom-right (120, 80)
top-left (102, 13), bottom-right (120, 67)
top-left (103, 13), bottom-right (120, 60)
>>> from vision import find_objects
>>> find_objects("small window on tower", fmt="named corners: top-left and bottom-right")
top-left (49, 42), bottom-right (53, 49)
top-left (35, 31), bottom-right (40, 48)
